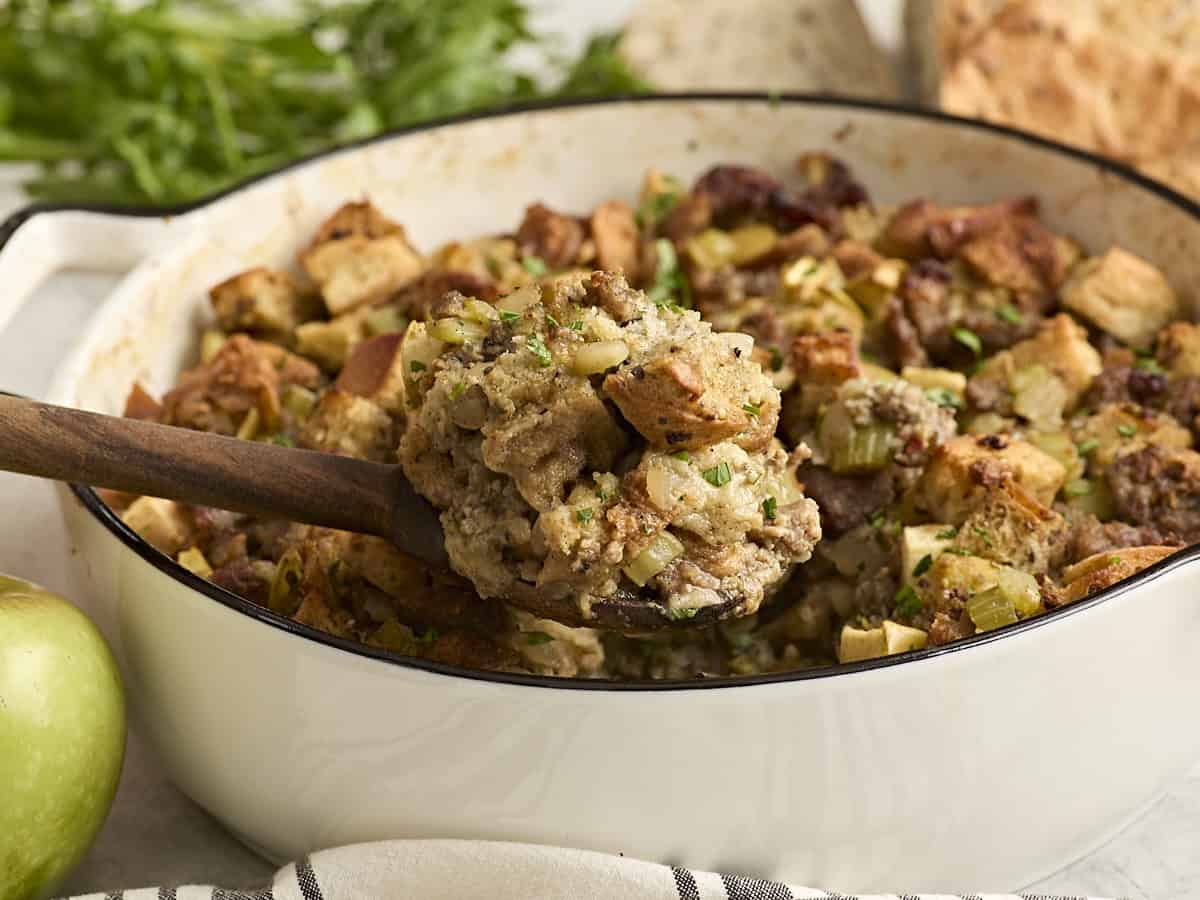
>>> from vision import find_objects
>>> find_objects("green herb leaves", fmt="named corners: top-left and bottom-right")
top-left (0, 1), bottom-right (649, 204)
top-left (701, 461), bottom-right (732, 487)
top-left (526, 335), bottom-right (552, 368)
top-left (953, 327), bottom-right (983, 357)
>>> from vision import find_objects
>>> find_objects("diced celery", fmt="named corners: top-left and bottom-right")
top-left (686, 228), bottom-right (737, 270)
top-left (430, 316), bottom-right (488, 345)
top-left (901, 365), bottom-right (966, 397)
top-left (201, 329), bottom-right (227, 363)
top-left (236, 407), bottom-right (260, 441)
top-left (462, 298), bottom-right (500, 324)
top-left (828, 422), bottom-right (895, 474)
top-left (623, 531), bottom-right (684, 587)
top-left (728, 224), bottom-right (777, 266)
top-left (882, 620), bottom-right (928, 654)
top-left (176, 546), bottom-right (212, 578)
top-left (281, 384), bottom-right (317, 421)
top-left (994, 566), bottom-right (1041, 618)
top-left (372, 619), bottom-right (417, 654)
top-left (364, 306), bottom-right (408, 336)
top-left (570, 340), bottom-right (629, 375)
top-left (1029, 430), bottom-right (1084, 481)
top-left (966, 586), bottom-right (1018, 632)
top-left (1065, 478), bottom-right (1116, 521)
top-left (838, 624), bottom-right (887, 663)
top-left (860, 362), bottom-right (899, 383)
top-left (268, 549), bottom-right (303, 616)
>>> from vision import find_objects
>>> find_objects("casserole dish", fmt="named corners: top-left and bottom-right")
top-left (2, 96), bottom-right (1199, 891)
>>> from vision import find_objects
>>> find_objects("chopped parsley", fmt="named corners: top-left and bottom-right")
top-left (996, 304), bottom-right (1024, 325)
top-left (702, 461), bottom-right (732, 487)
top-left (762, 496), bottom-right (778, 521)
top-left (499, 310), bottom-right (522, 324)
top-left (935, 526), bottom-right (959, 540)
top-left (868, 510), bottom-right (886, 529)
top-left (569, 319), bottom-right (584, 332)
top-left (414, 627), bottom-right (439, 645)
top-left (973, 526), bottom-right (994, 548)
top-left (270, 433), bottom-right (296, 448)
top-left (769, 346), bottom-right (785, 372)
top-left (926, 387), bottom-right (962, 409)
top-left (526, 632), bottom-right (554, 645)
top-left (893, 584), bottom-right (924, 620)
top-left (526, 335), bottom-right (552, 368)
top-left (1076, 438), bottom-right (1099, 456)
top-left (1135, 357), bottom-right (1165, 374)
top-left (409, 360), bottom-right (426, 373)
top-left (670, 606), bottom-right (700, 621)
top-left (672, 450), bottom-right (690, 462)
top-left (449, 382), bottom-right (466, 400)
top-left (953, 326), bottom-right (983, 357)
top-left (1117, 423), bottom-right (1138, 438)
top-left (1107, 556), bottom-right (1123, 566)
top-left (546, 313), bottom-right (562, 330)
top-left (911, 554), bottom-right (934, 578)
top-left (522, 255), bottom-right (547, 276)
top-left (742, 401), bottom-right (762, 417)
top-left (635, 185), bottom-right (680, 228)
top-left (646, 238), bottom-right (691, 308)
top-left (576, 508), bottom-right (594, 525)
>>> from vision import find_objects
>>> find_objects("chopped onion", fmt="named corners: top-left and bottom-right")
top-left (463, 298), bottom-right (499, 323)
top-left (401, 322), bottom-right (446, 375)
top-left (570, 340), bottom-right (629, 375)
top-left (728, 224), bottom-right (778, 266)
top-left (623, 531), bottom-right (684, 587)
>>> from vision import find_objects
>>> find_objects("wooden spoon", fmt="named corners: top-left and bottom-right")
top-left (0, 394), bottom-right (742, 630)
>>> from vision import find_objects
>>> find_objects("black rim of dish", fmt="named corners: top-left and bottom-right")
top-left (6, 92), bottom-right (1198, 691)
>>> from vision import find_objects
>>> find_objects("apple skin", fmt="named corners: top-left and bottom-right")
top-left (0, 575), bottom-right (125, 900)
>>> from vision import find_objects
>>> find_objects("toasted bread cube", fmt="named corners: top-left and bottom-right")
top-left (914, 434), bottom-right (1066, 525)
top-left (300, 202), bottom-right (424, 315)
top-left (121, 497), bottom-right (193, 555)
top-left (1072, 403), bottom-right (1192, 471)
top-left (336, 332), bottom-right (407, 413)
top-left (956, 483), bottom-right (1067, 574)
top-left (209, 267), bottom-right (320, 336)
top-left (1061, 248), bottom-right (1178, 347)
top-left (299, 390), bottom-right (394, 461)
top-left (294, 311), bottom-right (369, 372)
top-left (1062, 545), bottom-right (1178, 603)
top-left (975, 314), bottom-right (1102, 411)
top-left (1156, 322), bottom-right (1200, 378)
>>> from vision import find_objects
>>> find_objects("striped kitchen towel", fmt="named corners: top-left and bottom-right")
top-left (64, 839), bottom-right (1112, 900)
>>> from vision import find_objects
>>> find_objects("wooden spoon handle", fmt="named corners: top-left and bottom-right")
top-left (0, 395), bottom-right (435, 552)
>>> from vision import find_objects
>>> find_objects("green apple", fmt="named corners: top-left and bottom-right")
top-left (0, 576), bottom-right (125, 900)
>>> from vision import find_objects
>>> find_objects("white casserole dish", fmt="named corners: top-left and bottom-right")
top-left (2, 96), bottom-right (1199, 892)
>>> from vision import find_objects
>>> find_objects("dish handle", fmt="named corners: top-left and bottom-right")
top-left (0, 205), bottom-right (194, 336)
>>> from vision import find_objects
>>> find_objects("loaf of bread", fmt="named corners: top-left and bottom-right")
top-left (620, 0), bottom-right (898, 98)
top-left (906, 0), bottom-right (1200, 197)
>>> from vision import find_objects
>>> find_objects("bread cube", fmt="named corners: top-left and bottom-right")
top-left (1072, 403), bottom-right (1192, 471)
top-left (121, 497), bottom-right (193, 555)
top-left (914, 434), bottom-right (1066, 524)
top-left (1061, 247), bottom-right (1178, 347)
top-left (300, 202), bottom-right (424, 315)
top-left (335, 332), bottom-right (407, 413)
top-left (956, 483), bottom-right (1067, 574)
top-left (210, 267), bottom-right (320, 336)
top-left (1156, 322), bottom-right (1200, 378)
top-left (1062, 545), bottom-right (1178, 603)
top-left (299, 390), bottom-right (395, 462)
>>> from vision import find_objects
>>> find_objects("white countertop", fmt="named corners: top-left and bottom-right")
top-left (2, 2), bottom-right (1198, 895)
